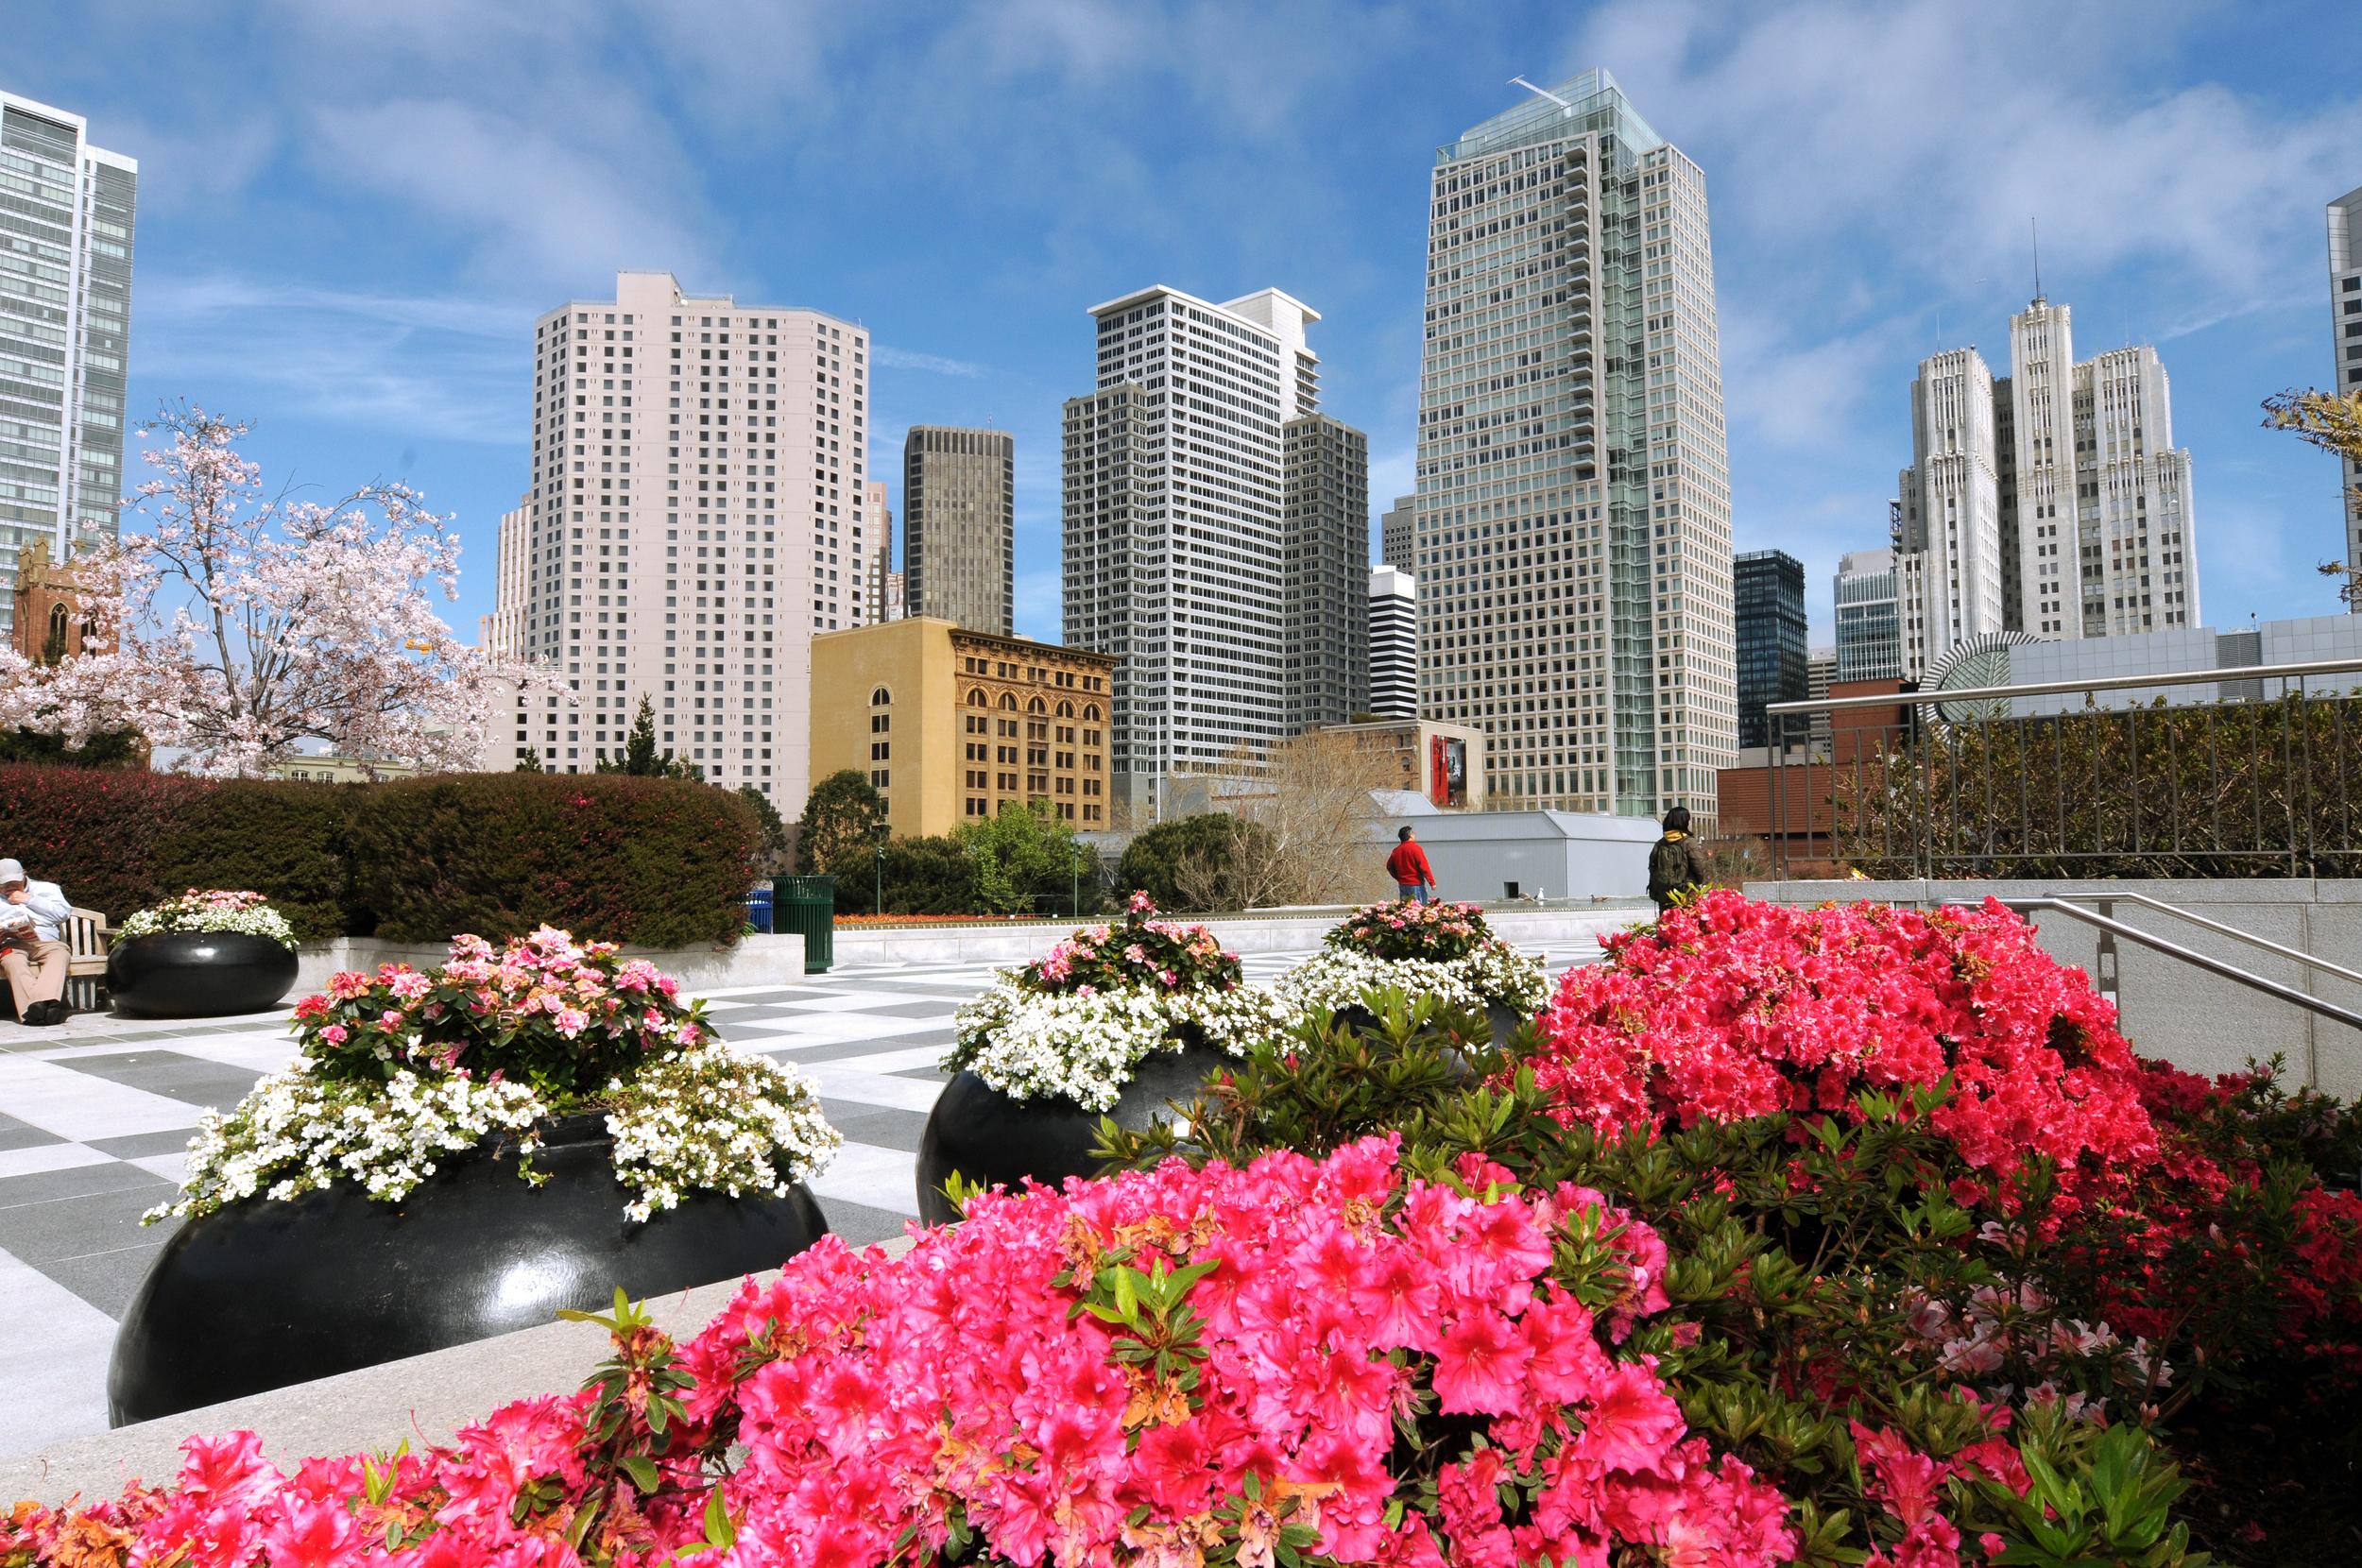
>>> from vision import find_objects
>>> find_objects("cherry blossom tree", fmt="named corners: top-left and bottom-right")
top-left (0, 404), bottom-right (553, 776)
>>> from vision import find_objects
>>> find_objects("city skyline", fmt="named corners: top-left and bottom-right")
top-left (8, 6), bottom-right (2362, 682)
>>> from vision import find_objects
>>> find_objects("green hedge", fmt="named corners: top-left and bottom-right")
top-left (0, 766), bottom-right (760, 948)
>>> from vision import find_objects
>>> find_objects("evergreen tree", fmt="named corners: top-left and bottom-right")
top-left (512, 747), bottom-right (545, 773)
top-left (624, 696), bottom-right (660, 775)
top-left (738, 783), bottom-right (792, 872)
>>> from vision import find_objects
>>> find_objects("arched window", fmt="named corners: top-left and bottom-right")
top-left (871, 687), bottom-right (892, 707)
top-left (1028, 697), bottom-right (1046, 714)
top-left (967, 689), bottom-right (987, 707)
top-left (1000, 693), bottom-right (1018, 710)
top-left (1056, 701), bottom-right (1073, 718)
top-left (1083, 704), bottom-right (1101, 722)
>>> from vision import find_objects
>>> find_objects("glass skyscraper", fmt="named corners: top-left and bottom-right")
top-left (1411, 70), bottom-right (1734, 826)
top-left (1734, 549), bottom-right (1806, 751)
top-left (0, 90), bottom-right (136, 640)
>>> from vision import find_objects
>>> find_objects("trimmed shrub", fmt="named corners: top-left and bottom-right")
top-left (154, 782), bottom-right (358, 943)
top-left (0, 764), bottom-right (213, 922)
top-left (349, 774), bottom-right (761, 947)
top-left (0, 765), bottom-right (762, 947)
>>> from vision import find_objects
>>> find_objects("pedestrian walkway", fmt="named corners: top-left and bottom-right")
top-left (0, 946), bottom-right (1331, 1455)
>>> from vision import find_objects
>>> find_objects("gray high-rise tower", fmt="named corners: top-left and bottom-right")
top-left (904, 426), bottom-right (1013, 635)
top-left (1283, 413), bottom-right (1369, 731)
top-left (1062, 285), bottom-right (1318, 818)
top-left (1412, 71), bottom-right (1735, 826)
top-left (0, 91), bottom-right (137, 642)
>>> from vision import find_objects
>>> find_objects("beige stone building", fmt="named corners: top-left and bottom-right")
top-left (1314, 716), bottom-right (1487, 809)
top-left (810, 618), bottom-right (1119, 837)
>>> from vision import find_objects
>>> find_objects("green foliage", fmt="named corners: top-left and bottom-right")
top-left (796, 769), bottom-right (884, 876)
top-left (954, 800), bottom-right (1095, 915)
top-left (1094, 992), bottom-right (2235, 1567)
top-left (155, 781), bottom-right (359, 944)
top-left (350, 774), bottom-right (762, 946)
top-left (737, 784), bottom-right (792, 874)
top-left (1116, 811), bottom-right (1274, 912)
top-left (0, 764), bottom-right (763, 948)
top-left (0, 726), bottom-right (145, 768)
top-left (513, 749), bottom-right (546, 773)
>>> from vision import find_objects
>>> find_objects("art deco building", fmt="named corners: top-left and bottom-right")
top-left (1412, 71), bottom-right (1736, 827)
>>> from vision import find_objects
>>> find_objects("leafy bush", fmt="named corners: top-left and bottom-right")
top-left (1328, 895), bottom-right (1501, 963)
top-left (115, 891), bottom-right (299, 950)
top-left (1098, 896), bottom-right (2362, 1565)
top-left (0, 765), bottom-right (762, 947)
top-left (1116, 810), bottom-right (1275, 912)
top-left (347, 774), bottom-right (761, 947)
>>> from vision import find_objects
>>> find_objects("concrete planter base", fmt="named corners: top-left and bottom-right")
top-left (290, 932), bottom-right (805, 1001)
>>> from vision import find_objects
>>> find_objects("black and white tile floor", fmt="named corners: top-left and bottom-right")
top-left (0, 949), bottom-right (1324, 1455)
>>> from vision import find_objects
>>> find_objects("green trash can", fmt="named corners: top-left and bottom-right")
top-left (773, 875), bottom-right (837, 973)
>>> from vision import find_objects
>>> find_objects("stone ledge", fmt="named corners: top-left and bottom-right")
top-left (3, 1233), bottom-right (915, 1508)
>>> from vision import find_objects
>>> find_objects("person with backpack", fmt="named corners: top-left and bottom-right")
top-left (1646, 807), bottom-right (1713, 915)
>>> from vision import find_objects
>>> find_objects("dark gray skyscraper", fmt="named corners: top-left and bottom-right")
top-left (1379, 494), bottom-right (1415, 573)
top-left (904, 426), bottom-right (1013, 635)
top-left (1284, 414), bottom-right (1369, 731)
top-left (1734, 549), bottom-right (1806, 750)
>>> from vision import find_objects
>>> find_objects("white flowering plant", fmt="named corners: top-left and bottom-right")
top-left (147, 926), bottom-right (837, 1225)
top-left (116, 889), bottom-right (299, 950)
top-left (1275, 897), bottom-right (1550, 1018)
top-left (944, 892), bottom-right (1297, 1109)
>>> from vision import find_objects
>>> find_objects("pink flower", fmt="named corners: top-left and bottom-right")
top-left (318, 1024), bottom-right (348, 1046)
top-left (1432, 1312), bottom-right (1531, 1414)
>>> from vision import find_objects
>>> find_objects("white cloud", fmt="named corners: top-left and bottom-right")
top-left (875, 346), bottom-right (989, 377)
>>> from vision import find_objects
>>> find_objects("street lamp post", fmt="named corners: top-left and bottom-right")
top-left (873, 841), bottom-right (884, 918)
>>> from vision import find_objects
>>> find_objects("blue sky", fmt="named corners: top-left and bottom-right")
top-left (14, 0), bottom-right (2362, 646)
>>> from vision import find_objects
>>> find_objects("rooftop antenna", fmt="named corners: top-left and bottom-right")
top-left (2030, 218), bottom-right (2044, 305)
top-left (1509, 77), bottom-right (1575, 116)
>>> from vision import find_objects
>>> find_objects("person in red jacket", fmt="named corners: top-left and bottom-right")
top-left (1385, 825), bottom-right (1436, 904)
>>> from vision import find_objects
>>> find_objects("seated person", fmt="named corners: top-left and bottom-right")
top-left (0, 858), bottom-right (75, 1027)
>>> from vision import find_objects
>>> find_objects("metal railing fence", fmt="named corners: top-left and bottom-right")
top-left (1761, 658), bottom-right (2362, 881)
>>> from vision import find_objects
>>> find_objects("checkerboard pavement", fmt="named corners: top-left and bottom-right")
top-left (0, 948), bottom-right (1325, 1455)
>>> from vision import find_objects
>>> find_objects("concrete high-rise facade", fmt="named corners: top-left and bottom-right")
top-left (1379, 494), bottom-right (1416, 572)
top-left (904, 427), bottom-right (1013, 634)
top-left (1368, 565), bottom-right (1418, 720)
top-left (1834, 547), bottom-right (1903, 684)
top-left (0, 92), bottom-right (136, 644)
top-left (865, 479), bottom-right (896, 623)
top-left (2328, 186), bottom-right (2362, 604)
top-left (1283, 413), bottom-right (1370, 732)
top-left (2003, 298), bottom-right (2198, 643)
top-left (486, 269), bottom-right (874, 805)
top-left (1061, 285), bottom-right (1318, 816)
top-left (1412, 71), bottom-right (1736, 826)
top-left (1894, 348), bottom-right (2005, 677)
top-left (1734, 549), bottom-right (1806, 751)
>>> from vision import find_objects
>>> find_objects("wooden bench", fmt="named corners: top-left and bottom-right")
top-left (64, 905), bottom-right (110, 1013)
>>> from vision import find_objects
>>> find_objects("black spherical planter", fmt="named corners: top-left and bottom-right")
top-left (915, 1033), bottom-right (1231, 1227)
top-left (107, 930), bottom-right (300, 1018)
top-left (108, 1113), bottom-right (829, 1427)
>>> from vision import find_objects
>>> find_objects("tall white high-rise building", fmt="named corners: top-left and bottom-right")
top-left (486, 269), bottom-right (873, 805)
top-left (1894, 348), bottom-right (2005, 676)
top-left (2003, 298), bottom-right (2198, 643)
top-left (1412, 70), bottom-right (1735, 827)
top-left (0, 91), bottom-right (137, 641)
top-left (1061, 284), bottom-right (1317, 817)
top-left (2325, 186), bottom-right (2362, 602)
top-left (1368, 565), bottom-right (1418, 719)
top-left (1833, 546), bottom-right (1902, 684)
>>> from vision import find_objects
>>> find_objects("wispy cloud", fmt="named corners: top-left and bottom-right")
top-left (875, 346), bottom-right (990, 378)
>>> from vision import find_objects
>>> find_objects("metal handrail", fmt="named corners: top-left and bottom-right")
top-left (2002, 898), bottom-right (2362, 1033)
top-left (2042, 890), bottom-right (2362, 992)
top-left (1767, 656), bottom-right (2362, 717)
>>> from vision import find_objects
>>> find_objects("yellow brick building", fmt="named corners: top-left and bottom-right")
top-left (810, 618), bottom-right (1121, 838)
